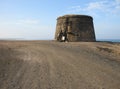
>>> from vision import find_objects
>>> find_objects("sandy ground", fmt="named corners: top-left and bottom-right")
top-left (0, 40), bottom-right (120, 89)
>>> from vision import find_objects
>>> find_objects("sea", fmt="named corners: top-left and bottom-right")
top-left (0, 38), bottom-right (120, 42)
top-left (97, 39), bottom-right (120, 42)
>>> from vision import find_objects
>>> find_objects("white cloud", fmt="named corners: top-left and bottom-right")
top-left (116, 0), bottom-right (120, 4)
top-left (67, 0), bottom-right (120, 16)
top-left (0, 19), bottom-right (40, 25)
top-left (16, 19), bottom-right (39, 25)
top-left (85, 1), bottom-right (104, 10)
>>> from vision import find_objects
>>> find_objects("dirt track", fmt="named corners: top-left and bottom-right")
top-left (0, 41), bottom-right (120, 89)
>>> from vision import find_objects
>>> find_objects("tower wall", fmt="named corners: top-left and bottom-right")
top-left (55, 15), bottom-right (96, 42)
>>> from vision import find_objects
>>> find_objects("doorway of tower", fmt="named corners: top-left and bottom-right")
top-left (57, 30), bottom-right (68, 42)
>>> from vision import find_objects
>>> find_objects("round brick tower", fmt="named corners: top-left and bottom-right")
top-left (55, 14), bottom-right (96, 42)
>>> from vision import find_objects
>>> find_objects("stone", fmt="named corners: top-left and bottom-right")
top-left (55, 14), bottom-right (96, 42)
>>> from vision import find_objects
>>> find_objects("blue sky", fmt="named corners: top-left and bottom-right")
top-left (0, 0), bottom-right (120, 40)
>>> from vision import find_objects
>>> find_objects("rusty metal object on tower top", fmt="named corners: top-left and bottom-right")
top-left (55, 14), bottom-right (96, 42)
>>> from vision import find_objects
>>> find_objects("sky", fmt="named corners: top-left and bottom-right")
top-left (0, 0), bottom-right (120, 40)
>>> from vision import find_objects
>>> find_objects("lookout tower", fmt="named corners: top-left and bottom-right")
top-left (55, 14), bottom-right (96, 42)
